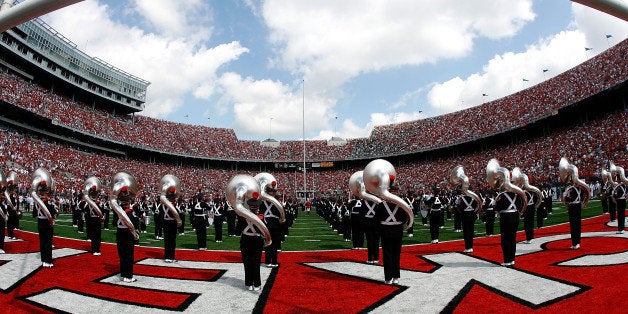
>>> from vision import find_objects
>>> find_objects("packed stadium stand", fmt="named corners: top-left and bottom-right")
top-left (0, 15), bottom-right (626, 202)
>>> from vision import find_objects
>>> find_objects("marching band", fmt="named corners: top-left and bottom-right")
top-left (0, 156), bottom-right (622, 288)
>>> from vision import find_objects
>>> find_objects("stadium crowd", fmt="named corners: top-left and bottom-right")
top-left (1, 106), bottom-right (626, 205)
top-left (0, 39), bottom-right (625, 162)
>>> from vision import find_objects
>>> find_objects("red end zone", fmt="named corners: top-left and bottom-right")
top-left (0, 213), bottom-right (625, 313)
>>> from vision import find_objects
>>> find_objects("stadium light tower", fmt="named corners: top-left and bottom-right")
top-left (0, 0), bottom-right (84, 33)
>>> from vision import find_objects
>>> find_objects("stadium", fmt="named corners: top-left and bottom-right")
top-left (0, 0), bottom-right (626, 313)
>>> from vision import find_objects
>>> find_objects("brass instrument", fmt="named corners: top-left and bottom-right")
top-left (450, 165), bottom-right (483, 216)
top-left (254, 172), bottom-right (286, 223)
top-left (348, 171), bottom-right (382, 204)
top-left (160, 174), bottom-right (182, 227)
top-left (363, 159), bottom-right (414, 230)
top-left (5, 171), bottom-right (18, 213)
top-left (511, 167), bottom-right (543, 210)
top-left (83, 176), bottom-right (104, 220)
top-left (109, 172), bottom-right (139, 240)
top-left (558, 157), bottom-right (591, 208)
top-left (226, 174), bottom-right (271, 246)
top-left (31, 168), bottom-right (55, 225)
top-left (486, 159), bottom-right (528, 214)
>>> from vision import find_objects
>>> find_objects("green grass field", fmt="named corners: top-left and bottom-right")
top-left (15, 200), bottom-right (605, 251)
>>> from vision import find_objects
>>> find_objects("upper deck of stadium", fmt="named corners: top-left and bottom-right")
top-left (0, 17), bottom-right (625, 163)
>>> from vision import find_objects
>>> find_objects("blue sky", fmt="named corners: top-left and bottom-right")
top-left (39, 0), bottom-right (628, 141)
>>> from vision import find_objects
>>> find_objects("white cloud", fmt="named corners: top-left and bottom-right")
top-left (258, 0), bottom-right (535, 139)
top-left (217, 73), bottom-right (335, 139)
top-left (43, 0), bottom-right (248, 118)
top-left (133, 0), bottom-right (213, 39)
top-left (262, 0), bottom-right (535, 92)
top-left (424, 3), bottom-right (628, 115)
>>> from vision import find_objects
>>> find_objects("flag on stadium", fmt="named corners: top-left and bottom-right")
top-left (542, 69), bottom-right (548, 73)
top-left (585, 47), bottom-right (592, 51)
top-left (606, 34), bottom-right (613, 38)
top-left (522, 78), bottom-right (529, 82)
top-left (482, 93), bottom-right (488, 97)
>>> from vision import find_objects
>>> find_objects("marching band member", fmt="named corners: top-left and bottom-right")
top-left (404, 192), bottom-right (415, 237)
top-left (363, 159), bottom-right (414, 284)
top-left (263, 186), bottom-right (282, 267)
top-left (153, 196), bottom-right (164, 240)
top-left (0, 171), bottom-right (9, 254)
top-left (451, 166), bottom-right (482, 253)
top-left (487, 159), bottom-right (527, 266)
top-left (559, 158), bottom-right (590, 249)
top-left (610, 162), bottom-right (626, 234)
top-left (238, 197), bottom-right (265, 291)
top-left (512, 168), bottom-right (543, 244)
top-left (348, 196), bottom-right (366, 249)
top-left (110, 172), bottom-right (140, 282)
top-left (374, 185), bottom-right (407, 284)
top-left (363, 197), bottom-right (380, 263)
top-left (31, 168), bottom-right (56, 267)
top-left (192, 195), bottom-right (209, 250)
top-left (213, 194), bottom-right (225, 243)
top-left (483, 191), bottom-right (497, 236)
top-left (226, 175), bottom-right (272, 291)
top-left (5, 171), bottom-right (20, 240)
top-left (160, 175), bottom-right (183, 263)
top-left (82, 177), bottom-right (105, 255)
top-left (425, 187), bottom-right (443, 244)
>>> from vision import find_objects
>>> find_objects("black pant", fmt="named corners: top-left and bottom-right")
top-left (363, 222), bottom-right (380, 262)
top-left (88, 216), bottom-right (102, 253)
top-left (77, 214), bottom-right (84, 232)
top-left (264, 227), bottom-right (281, 264)
top-left (7, 212), bottom-right (18, 238)
top-left (523, 208), bottom-right (535, 241)
top-left (241, 234), bottom-right (263, 287)
top-left (485, 211), bottom-right (495, 235)
top-left (536, 204), bottom-right (545, 228)
top-left (163, 219), bottom-right (177, 260)
top-left (103, 210), bottom-right (110, 229)
top-left (193, 216), bottom-right (207, 249)
top-left (453, 211), bottom-right (462, 230)
top-left (213, 216), bottom-right (224, 241)
top-left (351, 217), bottom-right (364, 248)
top-left (154, 214), bottom-right (163, 238)
top-left (380, 224), bottom-right (403, 281)
top-left (499, 212), bottom-right (519, 264)
top-left (116, 228), bottom-right (135, 279)
top-left (178, 214), bottom-right (185, 234)
top-left (567, 204), bottom-right (582, 246)
top-left (601, 197), bottom-right (609, 213)
top-left (429, 211), bottom-right (441, 240)
top-left (616, 199), bottom-right (625, 232)
top-left (227, 211), bottom-right (236, 236)
top-left (609, 200), bottom-right (617, 221)
top-left (462, 211), bottom-right (476, 249)
top-left (0, 218), bottom-right (5, 250)
top-left (38, 218), bottom-right (53, 263)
